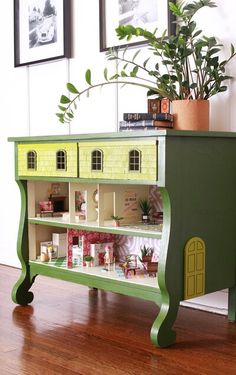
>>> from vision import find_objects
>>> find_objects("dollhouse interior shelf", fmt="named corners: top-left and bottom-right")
top-left (28, 217), bottom-right (163, 238)
top-left (29, 261), bottom-right (159, 290)
top-left (9, 130), bottom-right (236, 348)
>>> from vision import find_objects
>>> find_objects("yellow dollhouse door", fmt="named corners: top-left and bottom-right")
top-left (184, 237), bottom-right (205, 300)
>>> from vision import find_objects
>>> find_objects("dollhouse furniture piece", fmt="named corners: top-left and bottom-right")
top-left (9, 130), bottom-right (236, 348)
top-left (39, 200), bottom-right (54, 217)
top-left (50, 195), bottom-right (67, 212)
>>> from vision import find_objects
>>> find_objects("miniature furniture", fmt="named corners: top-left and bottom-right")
top-left (9, 130), bottom-right (236, 348)
top-left (50, 195), bottom-right (66, 212)
top-left (39, 200), bottom-right (54, 217)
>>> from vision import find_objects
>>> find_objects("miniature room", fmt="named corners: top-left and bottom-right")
top-left (27, 181), bottom-right (69, 218)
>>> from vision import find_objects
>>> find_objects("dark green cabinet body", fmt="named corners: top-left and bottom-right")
top-left (9, 130), bottom-right (236, 347)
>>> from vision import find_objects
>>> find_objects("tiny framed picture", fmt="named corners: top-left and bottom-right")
top-left (99, 0), bottom-right (175, 51)
top-left (51, 183), bottom-right (60, 195)
top-left (14, 0), bottom-right (71, 67)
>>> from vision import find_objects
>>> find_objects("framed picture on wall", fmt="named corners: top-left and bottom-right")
top-left (99, 0), bottom-right (176, 51)
top-left (14, 0), bottom-right (71, 67)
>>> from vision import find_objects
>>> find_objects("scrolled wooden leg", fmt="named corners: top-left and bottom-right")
top-left (150, 299), bottom-right (179, 348)
top-left (11, 268), bottom-right (36, 306)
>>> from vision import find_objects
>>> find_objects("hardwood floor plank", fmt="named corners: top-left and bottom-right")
top-left (1, 264), bottom-right (236, 374)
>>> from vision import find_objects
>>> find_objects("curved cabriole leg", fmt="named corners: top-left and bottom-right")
top-left (11, 268), bottom-right (35, 305)
top-left (150, 298), bottom-right (179, 348)
top-left (12, 180), bottom-right (35, 305)
top-left (151, 187), bottom-right (180, 347)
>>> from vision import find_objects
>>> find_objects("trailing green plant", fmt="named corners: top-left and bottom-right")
top-left (139, 199), bottom-right (151, 215)
top-left (56, 0), bottom-right (236, 124)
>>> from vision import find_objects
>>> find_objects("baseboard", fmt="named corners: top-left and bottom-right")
top-left (181, 290), bottom-right (228, 316)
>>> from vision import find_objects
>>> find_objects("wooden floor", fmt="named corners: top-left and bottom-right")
top-left (1, 265), bottom-right (236, 375)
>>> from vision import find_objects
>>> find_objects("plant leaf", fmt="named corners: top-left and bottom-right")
top-left (231, 43), bottom-right (235, 55)
top-left (60, 95), bottom-right (70, 104)
top-left (67, 83), bottom-right (79, 94)
top-left (104, 67), bottom-right (108, 81)
top-left (143, 58), bottom-right (150, 68)
top-left (58, 105), bottom-right (67, 111)
top-left (85, 69), bottom-right (92, 85)
top-left (132, 49), bottom-right (141, 61)
top-left (121, 70), bottom-right (128, 77)
top-left (130, 65), bottom-right (139, 77)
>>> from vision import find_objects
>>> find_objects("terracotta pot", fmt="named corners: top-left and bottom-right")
top-left (142, 255), bottom-right (152, 263)
top-left (172, 99), bottom-right (209, 131)
top-left (113, 220), bottom-right (120, 227)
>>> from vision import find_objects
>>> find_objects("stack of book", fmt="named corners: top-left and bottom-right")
top-left (119, 112), bottom-right (174, 131)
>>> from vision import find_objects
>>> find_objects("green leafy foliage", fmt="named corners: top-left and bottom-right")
top-left (57, 0), bottom-right (236, 124)
top-left (140, 245), bottom-right (153, 257)
top-left (84, 255), bottom-right (94, 262)
top-left (139, 199), bottom-right (151, 215)
top-left (111, 215), bottom-right (124, 221)
top-left (139, 245), bottom-right (153, 262)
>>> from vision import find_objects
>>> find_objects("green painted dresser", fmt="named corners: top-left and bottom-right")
top-left (8, 130), bottom-right (236, 348)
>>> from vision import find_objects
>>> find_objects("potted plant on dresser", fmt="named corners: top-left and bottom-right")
top-left (57, 0), bottom-right (236, 130)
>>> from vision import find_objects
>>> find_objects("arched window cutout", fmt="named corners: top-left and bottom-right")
top-left (129, 149), bottom-right (141, 172)
top-left (91, 149), bottom-right (103, 171)
top-left (27, 151), bottom-right (37, 170)
top-left (56, 150), bottom-right (67, 170)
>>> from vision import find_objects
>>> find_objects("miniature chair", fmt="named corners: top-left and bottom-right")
top-left (39, 201), bottom-right (54, 217)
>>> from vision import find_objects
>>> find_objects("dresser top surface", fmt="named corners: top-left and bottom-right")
top-left (8, 129), bottom-right (236, 143)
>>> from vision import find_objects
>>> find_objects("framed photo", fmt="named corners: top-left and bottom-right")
top-left (99, 0), bottom-right (176, 51)
top-left (14, 0), bottom-right (71, 67)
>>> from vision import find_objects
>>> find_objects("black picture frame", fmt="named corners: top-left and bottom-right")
top-left (14, 0), bottom-right (71, 67)
top-left (99, 0), bottom-right (176, 52)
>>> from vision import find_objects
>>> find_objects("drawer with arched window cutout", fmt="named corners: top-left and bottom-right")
top-left (17, 142), bottom-right (78, 178)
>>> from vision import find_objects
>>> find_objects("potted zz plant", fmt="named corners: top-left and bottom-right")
top-left (57, 0), bottom-right (236, 131)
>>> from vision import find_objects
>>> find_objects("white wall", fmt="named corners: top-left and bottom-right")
top-left (1, 0), bottom-right (236, 314)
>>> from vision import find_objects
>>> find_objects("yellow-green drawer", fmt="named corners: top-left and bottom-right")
top-left (79, 139), bottom-right (157, 181)
top-left (17, 143), bottom-right (78, 178)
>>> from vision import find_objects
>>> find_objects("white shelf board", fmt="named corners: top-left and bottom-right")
top-left (30, 259), bottom-right (159, 289)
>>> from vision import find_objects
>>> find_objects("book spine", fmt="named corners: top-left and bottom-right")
top-left (123, 113), bottom-right (173, 121)
top-left (119, 120), bottom-right (173, 128)
top-left (119, 122), bottom-right (173, 131)
top-left (120, 126), bottom-right (172, 131)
